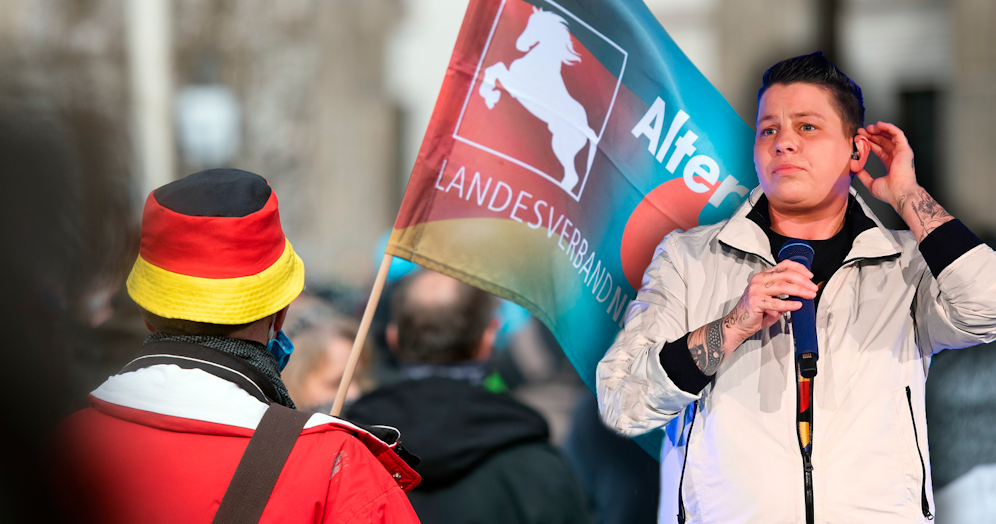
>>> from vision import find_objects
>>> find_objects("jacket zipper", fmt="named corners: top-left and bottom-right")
top-left (906, 386), bottom-right (934, 520)
top-left (740, 260), bottom-right (816, 524)
top-left (794, 359), bottom-right (815, 524)
top-left (677, 401), bottom-right (697, 524)
top-left (730, 245), bottom-right (898, 523)
top-left (792, 253), bottom-right (876, 524)
top-left (802, 450), bottom-right (814, 524)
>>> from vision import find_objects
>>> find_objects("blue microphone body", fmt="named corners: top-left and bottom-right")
top-left (778, 240), bottom-right (819, 379)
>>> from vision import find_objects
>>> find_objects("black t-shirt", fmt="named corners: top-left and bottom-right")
top-left (658, 195), bottom-right (871, 393)
top-left (749, 195), bottom-right (866, 308)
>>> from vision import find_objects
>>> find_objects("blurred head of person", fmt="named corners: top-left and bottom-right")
top-left (281, 295), bottom-right (372, 411)
top-left (387, 270), bottom-right (498, 365)
top-left (754, 51), bottom-right (871, 222)
top-left (0, 99), bottom-right (135, 523)
top-left (129, 168), bottom-right (304, 353)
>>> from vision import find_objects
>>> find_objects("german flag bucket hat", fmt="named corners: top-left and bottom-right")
top-left (126, 169), bottom-right (305, 325)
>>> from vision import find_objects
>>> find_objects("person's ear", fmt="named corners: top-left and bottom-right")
top-left (386, 324), bottom-right (399, 353)
top-left (474, 318), bottom-right (500, 362)
top-left (142, 316), bottom-right (157, 333)
top-left (849, 135), bottom-right (871, 173)
top-left (272, 305), bottom-right (290, 332)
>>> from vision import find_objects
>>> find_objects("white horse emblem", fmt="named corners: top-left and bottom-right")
top-left (479, 7), bottom-right (598, 194)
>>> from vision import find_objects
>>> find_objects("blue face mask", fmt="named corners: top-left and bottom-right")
top-left (267, 329), bottom-right (295, 371)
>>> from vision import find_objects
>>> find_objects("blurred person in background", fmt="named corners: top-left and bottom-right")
top-left (367, 233), bottom-right (424, 385)
top-left (347, 269), bottom-right (589, 524)
top-left (365, 233), bottom-right (580, 436)
top-left (0, 99), bottom-right (138, 524)
top-left (49, 169), bottom-right (421, 524)
top-left (281, 293), bottom-right (373, 412)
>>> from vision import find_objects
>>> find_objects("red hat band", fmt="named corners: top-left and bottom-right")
top-left (139, 190), bottom-right (286, 279)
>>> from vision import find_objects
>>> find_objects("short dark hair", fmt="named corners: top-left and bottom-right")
top-left (390, 271), bottom-right (496, 363)
top-left (141, 308), bottom-right (255, 336)
top-left (758, 51), bottom-right (864, 137)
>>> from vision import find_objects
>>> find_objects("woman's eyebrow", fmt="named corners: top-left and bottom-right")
top-left (791, 111), bottom-right (826, 120)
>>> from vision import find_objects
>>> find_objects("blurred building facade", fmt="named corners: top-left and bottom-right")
top-left (1, 0), bottom-right (403, 287)
top-left (2, 0), bottom-right (992, 287)
top-left (170, 0), bottom-right (402, 284)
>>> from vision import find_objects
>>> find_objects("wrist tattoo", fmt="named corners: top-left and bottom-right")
top-left (908, 187), bottom-right (953, 241)
top-left (724, 295), bottom-right (751, 334)
top-left (689, 318), bottom-right (725, 376)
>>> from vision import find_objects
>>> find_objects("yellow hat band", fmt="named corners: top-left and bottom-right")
top-left (126, 238), bottom-right (305, 325)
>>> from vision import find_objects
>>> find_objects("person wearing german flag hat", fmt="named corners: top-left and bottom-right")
top-left (51, 169), bottom-right (422, 524)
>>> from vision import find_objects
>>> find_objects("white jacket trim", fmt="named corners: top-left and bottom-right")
top-left (91, 364), bottom-right (394, 437)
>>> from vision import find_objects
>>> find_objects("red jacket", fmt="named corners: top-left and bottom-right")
top-left (51, 363), bottom-right (421, 524)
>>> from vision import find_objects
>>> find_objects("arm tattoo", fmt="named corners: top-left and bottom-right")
top-left (907, 187), bottom-right (953, 242)
top-left (689, 318), bottom-right (725, 376)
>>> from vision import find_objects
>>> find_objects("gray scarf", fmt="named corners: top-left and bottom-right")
top-left (144, 332), bottom-right (295, 409)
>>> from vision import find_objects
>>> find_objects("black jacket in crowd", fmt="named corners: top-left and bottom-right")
top-left (346, 376), bottom-right (590, 524)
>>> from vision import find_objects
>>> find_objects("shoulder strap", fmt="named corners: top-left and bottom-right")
top-left (212, 404), bottom-right (312, 524)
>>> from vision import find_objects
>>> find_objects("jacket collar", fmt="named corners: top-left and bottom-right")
top-left (717, 185), bottom-right (902, 266)
top-left (122, 340), bottom-right (279, 405)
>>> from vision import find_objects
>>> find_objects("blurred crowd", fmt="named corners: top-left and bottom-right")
top-left (276, 258), bottom-right (662, 523)
top-left (7, 101), bottom-right (995, 523)
top-left (0, 98), bottom-right (660, 524)
top-left (5, 73), bottom-right (996, 524)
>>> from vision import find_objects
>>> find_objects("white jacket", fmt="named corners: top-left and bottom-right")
top-left (597, 187), bottom-right (996, 524)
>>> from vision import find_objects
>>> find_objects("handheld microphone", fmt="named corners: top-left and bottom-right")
top-left (778, 239), bottom-right (818, 379)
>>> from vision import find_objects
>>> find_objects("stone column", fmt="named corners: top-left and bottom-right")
top-left (948, 0), bottom-right (996, 235)
top-left (174, 0), bottom-right (400, 285)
